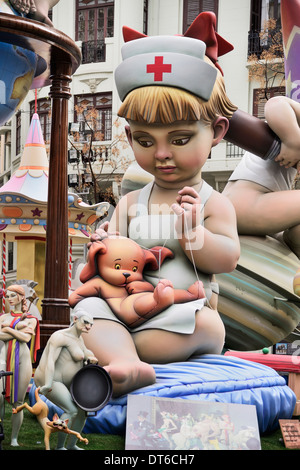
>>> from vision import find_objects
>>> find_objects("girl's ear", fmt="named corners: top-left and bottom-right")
top-left (125, 125), bottom-right (133, 148)
top-left (212, 116), bottom-right (229, 147)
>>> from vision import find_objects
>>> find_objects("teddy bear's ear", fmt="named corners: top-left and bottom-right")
top-left (80, 241), bottom-right (107, 282)
top-left (143, 246), bottom-right (174, 271)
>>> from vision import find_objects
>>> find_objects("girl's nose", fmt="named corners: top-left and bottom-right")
top-left (154, 145), bottom-right (172, 160)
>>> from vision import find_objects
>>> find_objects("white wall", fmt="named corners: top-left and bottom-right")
top-left (218, 0), bottom-right (251, 111)
top-left (148, 0), bottom-right (183, 35)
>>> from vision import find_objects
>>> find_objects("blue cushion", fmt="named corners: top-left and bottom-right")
top-left (30, 354), bottom-right (296, 435)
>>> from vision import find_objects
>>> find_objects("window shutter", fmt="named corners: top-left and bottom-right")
top-left (253, 86), bottom-right (285, 119)
top-left (186, 0), bottom-right (201, 26)
top-left (183, 0), bottom-right (218, 30)
top-left (201, 0), bottom-right (218, 13)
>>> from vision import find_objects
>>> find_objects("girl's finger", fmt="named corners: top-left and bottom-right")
top-left (180, 195), bottom-right (200, 205)
top-left (178, 186), bottom-right (199, 197)
top-left (171, 203), bottom-right (185, 216)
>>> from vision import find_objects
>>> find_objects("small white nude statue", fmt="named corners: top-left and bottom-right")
top-left (9, 0), bottom-right (60, 25)
top-left (34, 309), bottom-right (98, 450)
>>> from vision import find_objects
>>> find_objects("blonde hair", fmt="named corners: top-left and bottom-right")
top-left (118, 59), bottom-right (237, 125)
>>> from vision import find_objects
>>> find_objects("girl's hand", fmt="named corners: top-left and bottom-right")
top-left (275, 141), bottom-right (300, 168)
top-left (21, 325), bottom-right (35, 335)
top-left (87, 355), bottom-right (98, 364)
top-left (1, 326), bottom-right (11, 333)
top-left (171, 186), bottom-right (203, 239)
top-left (88, 222), bottom-right (120, 247)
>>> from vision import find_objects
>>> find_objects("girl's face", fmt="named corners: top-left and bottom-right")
top-left (6, 290), bottom-right (21, 309)
top-left (126, 118), bottom-right (228, 187)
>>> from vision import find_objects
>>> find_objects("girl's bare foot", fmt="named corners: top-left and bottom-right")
top-left (104, 359), bottom-right (156, 397)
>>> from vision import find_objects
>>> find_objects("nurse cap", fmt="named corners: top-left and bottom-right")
top-left (115, 12), bottom-right (233, 102)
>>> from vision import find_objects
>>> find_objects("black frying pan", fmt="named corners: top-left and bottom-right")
top-left (70, 364), bottom-right (112, 414)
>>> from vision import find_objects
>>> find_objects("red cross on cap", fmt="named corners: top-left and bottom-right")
top-left (146, 56), bottom-right (172, 81)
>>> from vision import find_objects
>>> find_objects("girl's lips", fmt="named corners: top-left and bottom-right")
top-left (156, 166), bottom-right (176, 173)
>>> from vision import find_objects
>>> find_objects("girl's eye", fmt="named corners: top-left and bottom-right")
top-left (132, 266), bottom-right (138, 272)
top-left (137, 139), bottom-right (153, 148)
top-left (171, 137), bottom-right (190, 146)
top-left (115, 263), bottom-right (121, 270)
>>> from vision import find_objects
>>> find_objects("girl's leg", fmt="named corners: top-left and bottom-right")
top-left (223, 181), bottom-right (300, 234)
top-left (65, 406), bottom-right (87, 450)
top-left (133, 306), bottom-right (225, 364)
top-left (46, 381), bottom-right (79, 449)
top-left (11, 355), bottom-right (32, 446)
top-left (83, 319), bottom-right (156, 397)
top-left (0, 345), bottom-right (6, 423)
top-left (224, 181), bottom-right (300, 256)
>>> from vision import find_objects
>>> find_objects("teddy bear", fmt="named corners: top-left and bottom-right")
top-left (68, 233), bottom-right (206, 328)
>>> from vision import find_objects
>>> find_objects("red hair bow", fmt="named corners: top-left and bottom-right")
top-left (122, 12), bottom-right (233, 75)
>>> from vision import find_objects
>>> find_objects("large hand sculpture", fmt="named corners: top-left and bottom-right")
top-left (9, 0), bottom-right (60, 25)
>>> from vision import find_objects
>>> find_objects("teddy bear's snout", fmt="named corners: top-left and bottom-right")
top-left (123, 272), bottom-right (131, 279)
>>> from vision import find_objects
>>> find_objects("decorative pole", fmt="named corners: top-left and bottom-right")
top-left (41, 48), bottom-right (73, 346)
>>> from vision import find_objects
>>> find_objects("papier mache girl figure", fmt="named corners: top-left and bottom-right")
top-left (223, 95), bottom-right (300, 258)
top-left (0, 285), bottom-right (39, 446)
top-left (72, 12), bottom-right (240, 397)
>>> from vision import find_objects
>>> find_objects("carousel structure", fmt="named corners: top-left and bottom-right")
top-left (0, 3), bottom-right (81, 346)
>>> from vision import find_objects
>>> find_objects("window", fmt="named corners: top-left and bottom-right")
top-left (250, 0), bottom-right (281, 30)
top-left (183, 0), bottom-right (218, 31)
top-left (249, 0), bottom-right (282, 56)
top-left (30, 98), bottom-right (51, 144)
top-left (76, 0), bottom-right (114, 64)
top-left (143, 0), bottom-right (148, 35)
top-left (253, 86), bottom-right (285, 119)
top-left (7, 241), bottom-right (14, 271)
top-left (15, 111), bottom-right (21, 155)
top-left (74, 93), bottom-right (112, 141)
top-left (261, 0), bottom-right (281, 27)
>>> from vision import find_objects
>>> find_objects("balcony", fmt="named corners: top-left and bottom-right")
top-left (248, 26), bottom-right (283, 58)
top-left (81, 39), bottom-right (106, 64)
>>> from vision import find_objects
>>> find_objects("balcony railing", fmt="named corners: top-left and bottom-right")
top-left (81, 39), bottom-right (106, 64)
top-left (226, 142), bottom-right (245, 159)
top-left (248, 26), bottom-right (283, 58)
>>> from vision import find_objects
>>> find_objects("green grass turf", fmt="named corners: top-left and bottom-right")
top-left (1, 398), bottom-right (125, 451)
top-left (0, 396), bottom-right (296, 451)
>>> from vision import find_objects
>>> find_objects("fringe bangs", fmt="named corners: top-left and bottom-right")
top-left (118, 81), bottom-right (237, 125)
